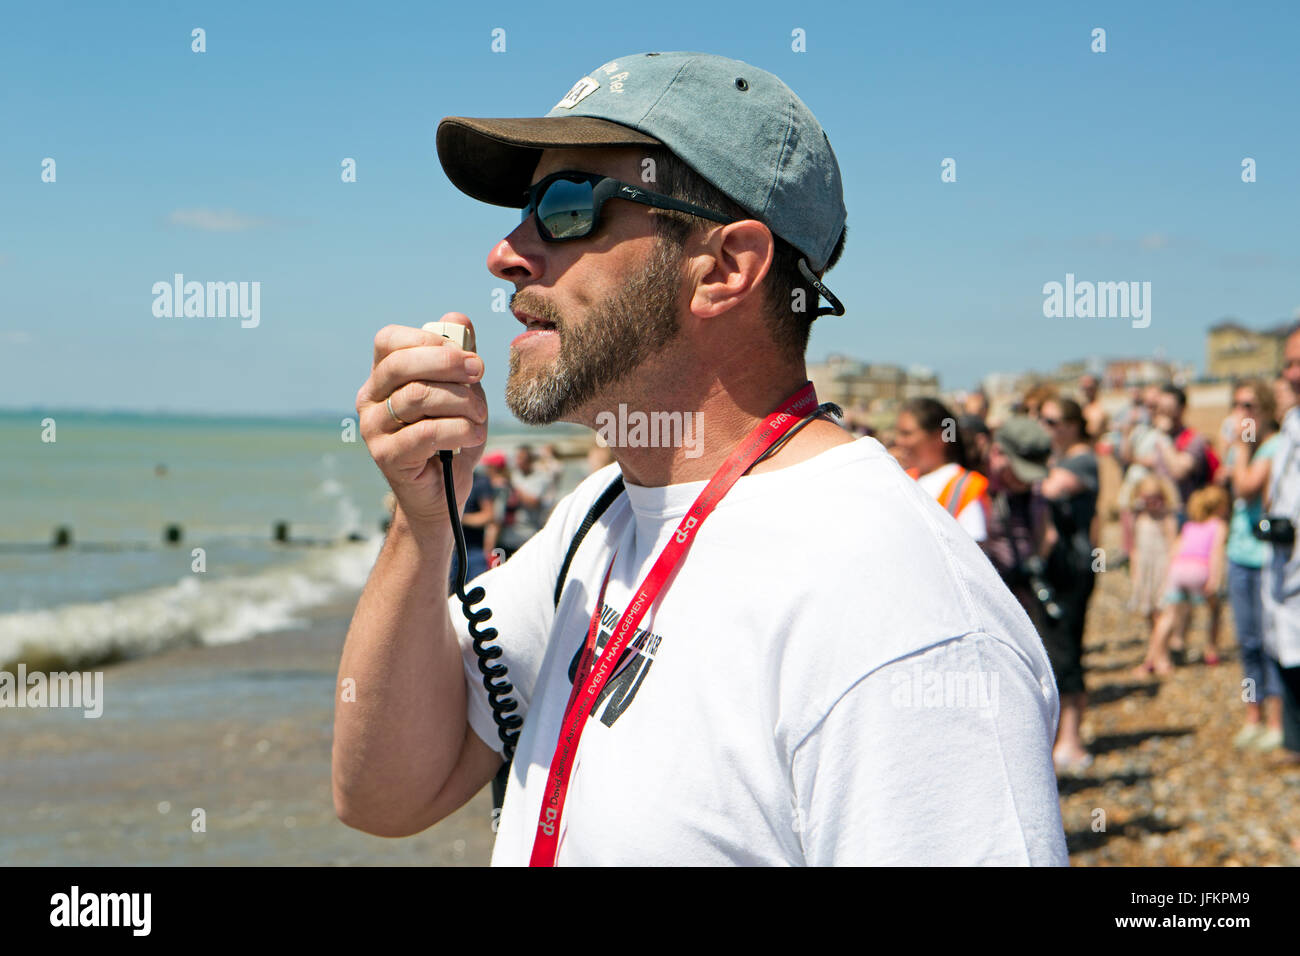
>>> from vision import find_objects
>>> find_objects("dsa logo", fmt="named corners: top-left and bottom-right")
top-left (539, 806), bottom-right (557, 836)
top-left (674, 515), bottom-right (698, 543)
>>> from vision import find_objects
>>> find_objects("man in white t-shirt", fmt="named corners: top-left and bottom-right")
top-left (1261, 325), bottom-right (1300, 762)
top-left (333, 51), bottom-right (1067, 865)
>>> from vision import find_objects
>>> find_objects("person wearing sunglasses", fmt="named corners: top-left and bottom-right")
top-left (1037, 398), bottom-right (1099, 775)
top-left (335, 51), bottom-right (1067, 866)
top-left (1221, 380), bottom-right (1285, 750)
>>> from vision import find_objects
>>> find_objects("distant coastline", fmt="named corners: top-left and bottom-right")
top-left (0, 405), bottom-right (595, 437)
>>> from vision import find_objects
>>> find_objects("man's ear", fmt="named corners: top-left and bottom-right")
top-left (686, 220), bottom-right (774, 319)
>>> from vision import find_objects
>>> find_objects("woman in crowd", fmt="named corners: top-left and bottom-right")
top-left (1221, 380), bottom-right (1286, 750)
top-left (1039, 397), bottom-right (1100, 773)
top-left (895, 397), bottom-right (989, 542)
top-left (1021, 383), bottom-right (1059, 421)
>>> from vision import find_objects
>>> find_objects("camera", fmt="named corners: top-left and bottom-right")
top-left (1253, 515), bottom-right (1296, 545)
top-left (1007, 555), bottom-right (1064, 621)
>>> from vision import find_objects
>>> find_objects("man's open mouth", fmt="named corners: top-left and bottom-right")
top-left (514, 309), bottom-right (558, 333)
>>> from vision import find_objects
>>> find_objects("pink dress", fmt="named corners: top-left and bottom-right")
top-left (1162, 519), bottom-right (1217, 600)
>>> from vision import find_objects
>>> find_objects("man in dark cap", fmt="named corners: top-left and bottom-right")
top-left (982, 416), bottom-right (1057, 617)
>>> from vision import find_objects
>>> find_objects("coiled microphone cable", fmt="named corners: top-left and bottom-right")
top-left (439, 450), bottom-right (521, 763)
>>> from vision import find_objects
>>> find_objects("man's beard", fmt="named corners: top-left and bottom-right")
top-left (505, 237), bottom-right (684, 425)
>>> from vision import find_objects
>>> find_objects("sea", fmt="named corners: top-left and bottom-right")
top-left (0, 410), bottom-right (591, 670)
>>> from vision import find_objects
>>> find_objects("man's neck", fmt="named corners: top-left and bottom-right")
top-left (592, 377), bottom-right (854, 488)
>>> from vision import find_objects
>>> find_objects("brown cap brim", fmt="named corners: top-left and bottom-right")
top-left (436, 116), bottom-right (663, 209)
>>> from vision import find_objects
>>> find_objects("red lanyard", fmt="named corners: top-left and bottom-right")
top-left (528, 382), bottom-right (819, 866)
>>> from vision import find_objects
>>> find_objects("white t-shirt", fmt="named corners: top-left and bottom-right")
top-left (916, 462), bottom-right (988, 542)
top-left (452, 437), bottom-right (1066, 865)
top-left (1263, 407), bottom-right (1300, 666)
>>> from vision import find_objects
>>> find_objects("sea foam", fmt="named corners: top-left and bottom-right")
top-left (0, 538), bottom-right (381, 669)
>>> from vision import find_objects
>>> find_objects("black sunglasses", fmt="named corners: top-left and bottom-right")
top-left (518, 170), bottom-right (845, 317)
top-left (520, 170), bottom-right (737, 241)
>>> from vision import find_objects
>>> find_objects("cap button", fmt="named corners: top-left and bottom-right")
top-left (734, 77), bottom-right (749, 91)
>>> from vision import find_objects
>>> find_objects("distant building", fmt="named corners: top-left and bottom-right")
top-left (1206, 319), bottom-right (1292, 381)
top-left (979, 372), bottom-right (1023, 401)
top-left (1103, 358), bottom-right (1193, 388)
top-left (902, 365), bottom-right (939, 399)
top-left (981, 357), bottom-right (1193, 409)
top-left (1055, 359), bottom-right (1091, 382)
top-left (807, 355), bottom-right (940, 417)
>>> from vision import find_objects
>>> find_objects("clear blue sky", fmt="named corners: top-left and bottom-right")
top-left (2, 0), bottom-right (1296, 420)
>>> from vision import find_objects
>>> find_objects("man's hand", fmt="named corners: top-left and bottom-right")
top-left (356, 315), bottom-right (488, 531)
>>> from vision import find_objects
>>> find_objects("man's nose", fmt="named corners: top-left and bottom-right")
top-left (487, 220), bottom-right (540, 281)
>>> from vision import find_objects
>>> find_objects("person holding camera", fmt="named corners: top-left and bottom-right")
top-left (1221, 380), bottom-right (1285, 749)
top-left (981, 417), bottom-right (1058, 625)
top-left (1260, 327), bottom-right (1300, 765)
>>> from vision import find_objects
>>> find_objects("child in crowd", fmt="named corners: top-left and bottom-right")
top-left (1133, 485), bottom-right (1230, 677)
top-left (1128, 475), bottom-right (1180, 631)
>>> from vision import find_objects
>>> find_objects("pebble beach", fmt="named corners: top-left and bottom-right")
top-left (1059, 526), bottom-right (1300, 865)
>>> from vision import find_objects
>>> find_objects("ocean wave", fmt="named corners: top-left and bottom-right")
top-left (0, 538), bottom-right (382, 670)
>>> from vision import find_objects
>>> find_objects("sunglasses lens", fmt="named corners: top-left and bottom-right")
top-left (536, 177), bottom-right (595, 239)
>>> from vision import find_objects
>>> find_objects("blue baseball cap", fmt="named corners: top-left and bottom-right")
top-left (436, 51), bottom-right (846, 315)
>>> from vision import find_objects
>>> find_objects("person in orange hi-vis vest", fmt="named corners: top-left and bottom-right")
top-left (896, 397), bottom-right (991, 542)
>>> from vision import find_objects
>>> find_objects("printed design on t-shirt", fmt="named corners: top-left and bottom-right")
top-left (567, 602), bottom-right (664, 727)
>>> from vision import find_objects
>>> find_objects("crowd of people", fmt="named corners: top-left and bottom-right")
top-left (439, 345), bottom-right (1300, 778)
top-left (871, 349), bottom-right (1300, 776)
